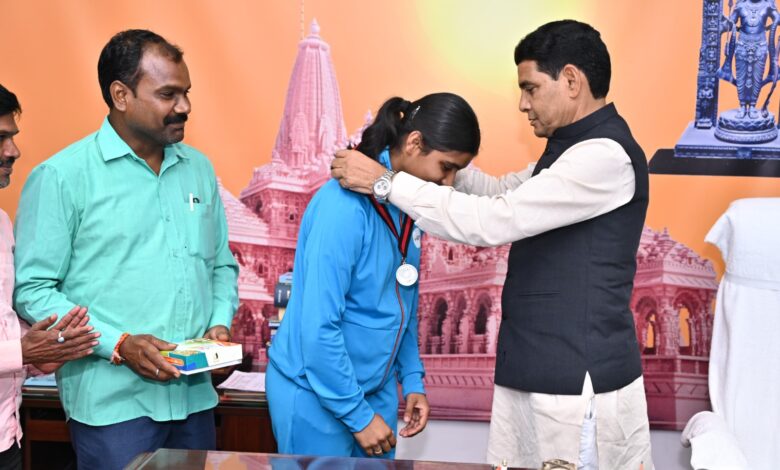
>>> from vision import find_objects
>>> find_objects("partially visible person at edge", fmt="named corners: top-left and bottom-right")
top-left (267, 92), bottom-right (481, 459)
top-left (0, 83), bottom-right (99, 470)
top-left (13, 30), bottom-right (238, 470)
top-left (331, 20), bottom-right (653, 469)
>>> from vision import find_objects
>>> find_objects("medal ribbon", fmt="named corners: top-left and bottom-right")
top-left (368, 196), bottom-right (414, 260)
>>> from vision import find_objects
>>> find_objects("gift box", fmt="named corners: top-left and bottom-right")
top-left (162, 338), bottom-right (242, 374)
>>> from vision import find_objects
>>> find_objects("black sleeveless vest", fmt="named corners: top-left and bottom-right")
top-left (495, 103), bottom-right (649, 395)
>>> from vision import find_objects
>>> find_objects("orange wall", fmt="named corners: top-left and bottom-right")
top-left (1, 0), bottom-right (779, 272)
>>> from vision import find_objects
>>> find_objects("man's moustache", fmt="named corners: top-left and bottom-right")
top-left (163, 114), bottom-right (188, 125)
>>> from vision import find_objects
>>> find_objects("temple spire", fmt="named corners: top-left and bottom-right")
top-left (270, 18), bottom-right (347, 177)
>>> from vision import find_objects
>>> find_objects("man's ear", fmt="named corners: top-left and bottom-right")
top-left (110, 81), bottom-right (130, 112)
top-left (561, 64), bottom-right (584, 98)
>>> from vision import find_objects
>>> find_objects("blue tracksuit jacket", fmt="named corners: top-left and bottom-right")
top-left (267, 150), bottom-right (426, 434)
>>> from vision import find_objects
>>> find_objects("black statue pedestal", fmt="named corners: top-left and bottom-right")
top-left (649, 149), bottom-right (780, 177)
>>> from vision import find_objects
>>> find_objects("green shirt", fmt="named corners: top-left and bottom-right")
top-left (13, 117), bottom-right (239, 425)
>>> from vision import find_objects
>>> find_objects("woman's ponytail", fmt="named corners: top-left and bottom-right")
top-left (356, 97), bottom-right (413, 160)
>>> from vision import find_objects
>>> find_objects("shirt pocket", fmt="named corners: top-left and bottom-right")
top-left (341, 319), bottom-right (396, 391)
top-left (182, 202), bottom-right (217, 260)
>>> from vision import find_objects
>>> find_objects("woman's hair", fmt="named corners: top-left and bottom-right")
top-left (356, 92), bottom-right (480, 160)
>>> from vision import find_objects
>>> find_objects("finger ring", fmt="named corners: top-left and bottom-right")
top-left (373, 448), bottom-right (382, 455)
top-left (155, 368), bottom-right (160, 377)
top-left (57, 330), bottom-right (65, 343)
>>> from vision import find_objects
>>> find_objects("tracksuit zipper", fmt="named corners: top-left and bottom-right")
top-left (379, 280), bottom-right (405, 387)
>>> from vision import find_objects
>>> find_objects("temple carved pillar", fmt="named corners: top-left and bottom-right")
top-left (458, 310), bottom-right (471, 354)
top-left (418, 296), bottom-right (432, 354)
top-left (441, 318), bottom-right (453, 355)
top-left (657, 296), bottom-right (680, 356)
top-left (486, 303), bottom-right (501, 354)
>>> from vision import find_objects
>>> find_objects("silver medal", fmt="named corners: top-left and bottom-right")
top-left (396, 263), bottom-right (418, 286)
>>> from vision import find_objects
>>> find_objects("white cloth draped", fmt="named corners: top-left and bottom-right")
top-left (683, 198), bottom-right (780, 470)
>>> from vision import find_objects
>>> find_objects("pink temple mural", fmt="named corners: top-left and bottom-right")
top-left (633, 228), bottom-right (718, 430)
top-left (222, 20), bottom-right (718, 429)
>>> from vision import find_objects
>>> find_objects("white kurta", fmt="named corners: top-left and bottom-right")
top-left (696, 198), bottom-right (780, 469)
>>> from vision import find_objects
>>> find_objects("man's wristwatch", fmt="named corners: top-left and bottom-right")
top-left (372, 169), bottom-right (395, 203)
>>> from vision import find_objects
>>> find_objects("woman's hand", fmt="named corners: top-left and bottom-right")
top-left (399, 393), bottom-right (430, 437)
top-left (353, 413), bottom-right (396, 457)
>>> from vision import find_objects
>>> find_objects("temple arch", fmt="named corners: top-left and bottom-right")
top-left (645, 312), bottom-right (658, 355)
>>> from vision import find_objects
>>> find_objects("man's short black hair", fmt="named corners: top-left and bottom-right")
top-left (0, 84), bottom-right (21, 117)
top-left (97, 29), bottom-right (184, 108)
top-left (514, 20), bottom-right (611, 99)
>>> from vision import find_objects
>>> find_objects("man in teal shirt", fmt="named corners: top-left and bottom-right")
top-left (13, 30), bottom-right (238, 470)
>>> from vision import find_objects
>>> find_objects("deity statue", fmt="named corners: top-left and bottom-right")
top-left (673, 0), bottom-right (780, 160)
top-left (715, 0), bottom-right (780, 143)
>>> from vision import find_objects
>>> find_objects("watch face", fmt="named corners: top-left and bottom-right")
top-left (373, 179), bottom-right (391, 196)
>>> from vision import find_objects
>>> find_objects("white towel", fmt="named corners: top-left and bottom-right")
top-left (681, 411), bottom-right (747, 470)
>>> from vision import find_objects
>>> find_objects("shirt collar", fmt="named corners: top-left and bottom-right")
top-left (550, 102), bottom-right (617, 141)
top-left (378, 147), bottom-right (393, 171)
top-left (96, 116), bottom-right (188, 163)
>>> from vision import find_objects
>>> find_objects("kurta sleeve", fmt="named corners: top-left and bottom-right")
top-left (388, 139), bottom-right (636, 247)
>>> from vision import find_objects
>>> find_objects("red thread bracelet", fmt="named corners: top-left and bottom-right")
top-left (111, 333), bottom-right (130, 365)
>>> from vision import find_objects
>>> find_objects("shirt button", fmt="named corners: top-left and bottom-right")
top-left (165, 216), bottom-right (171, 222)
